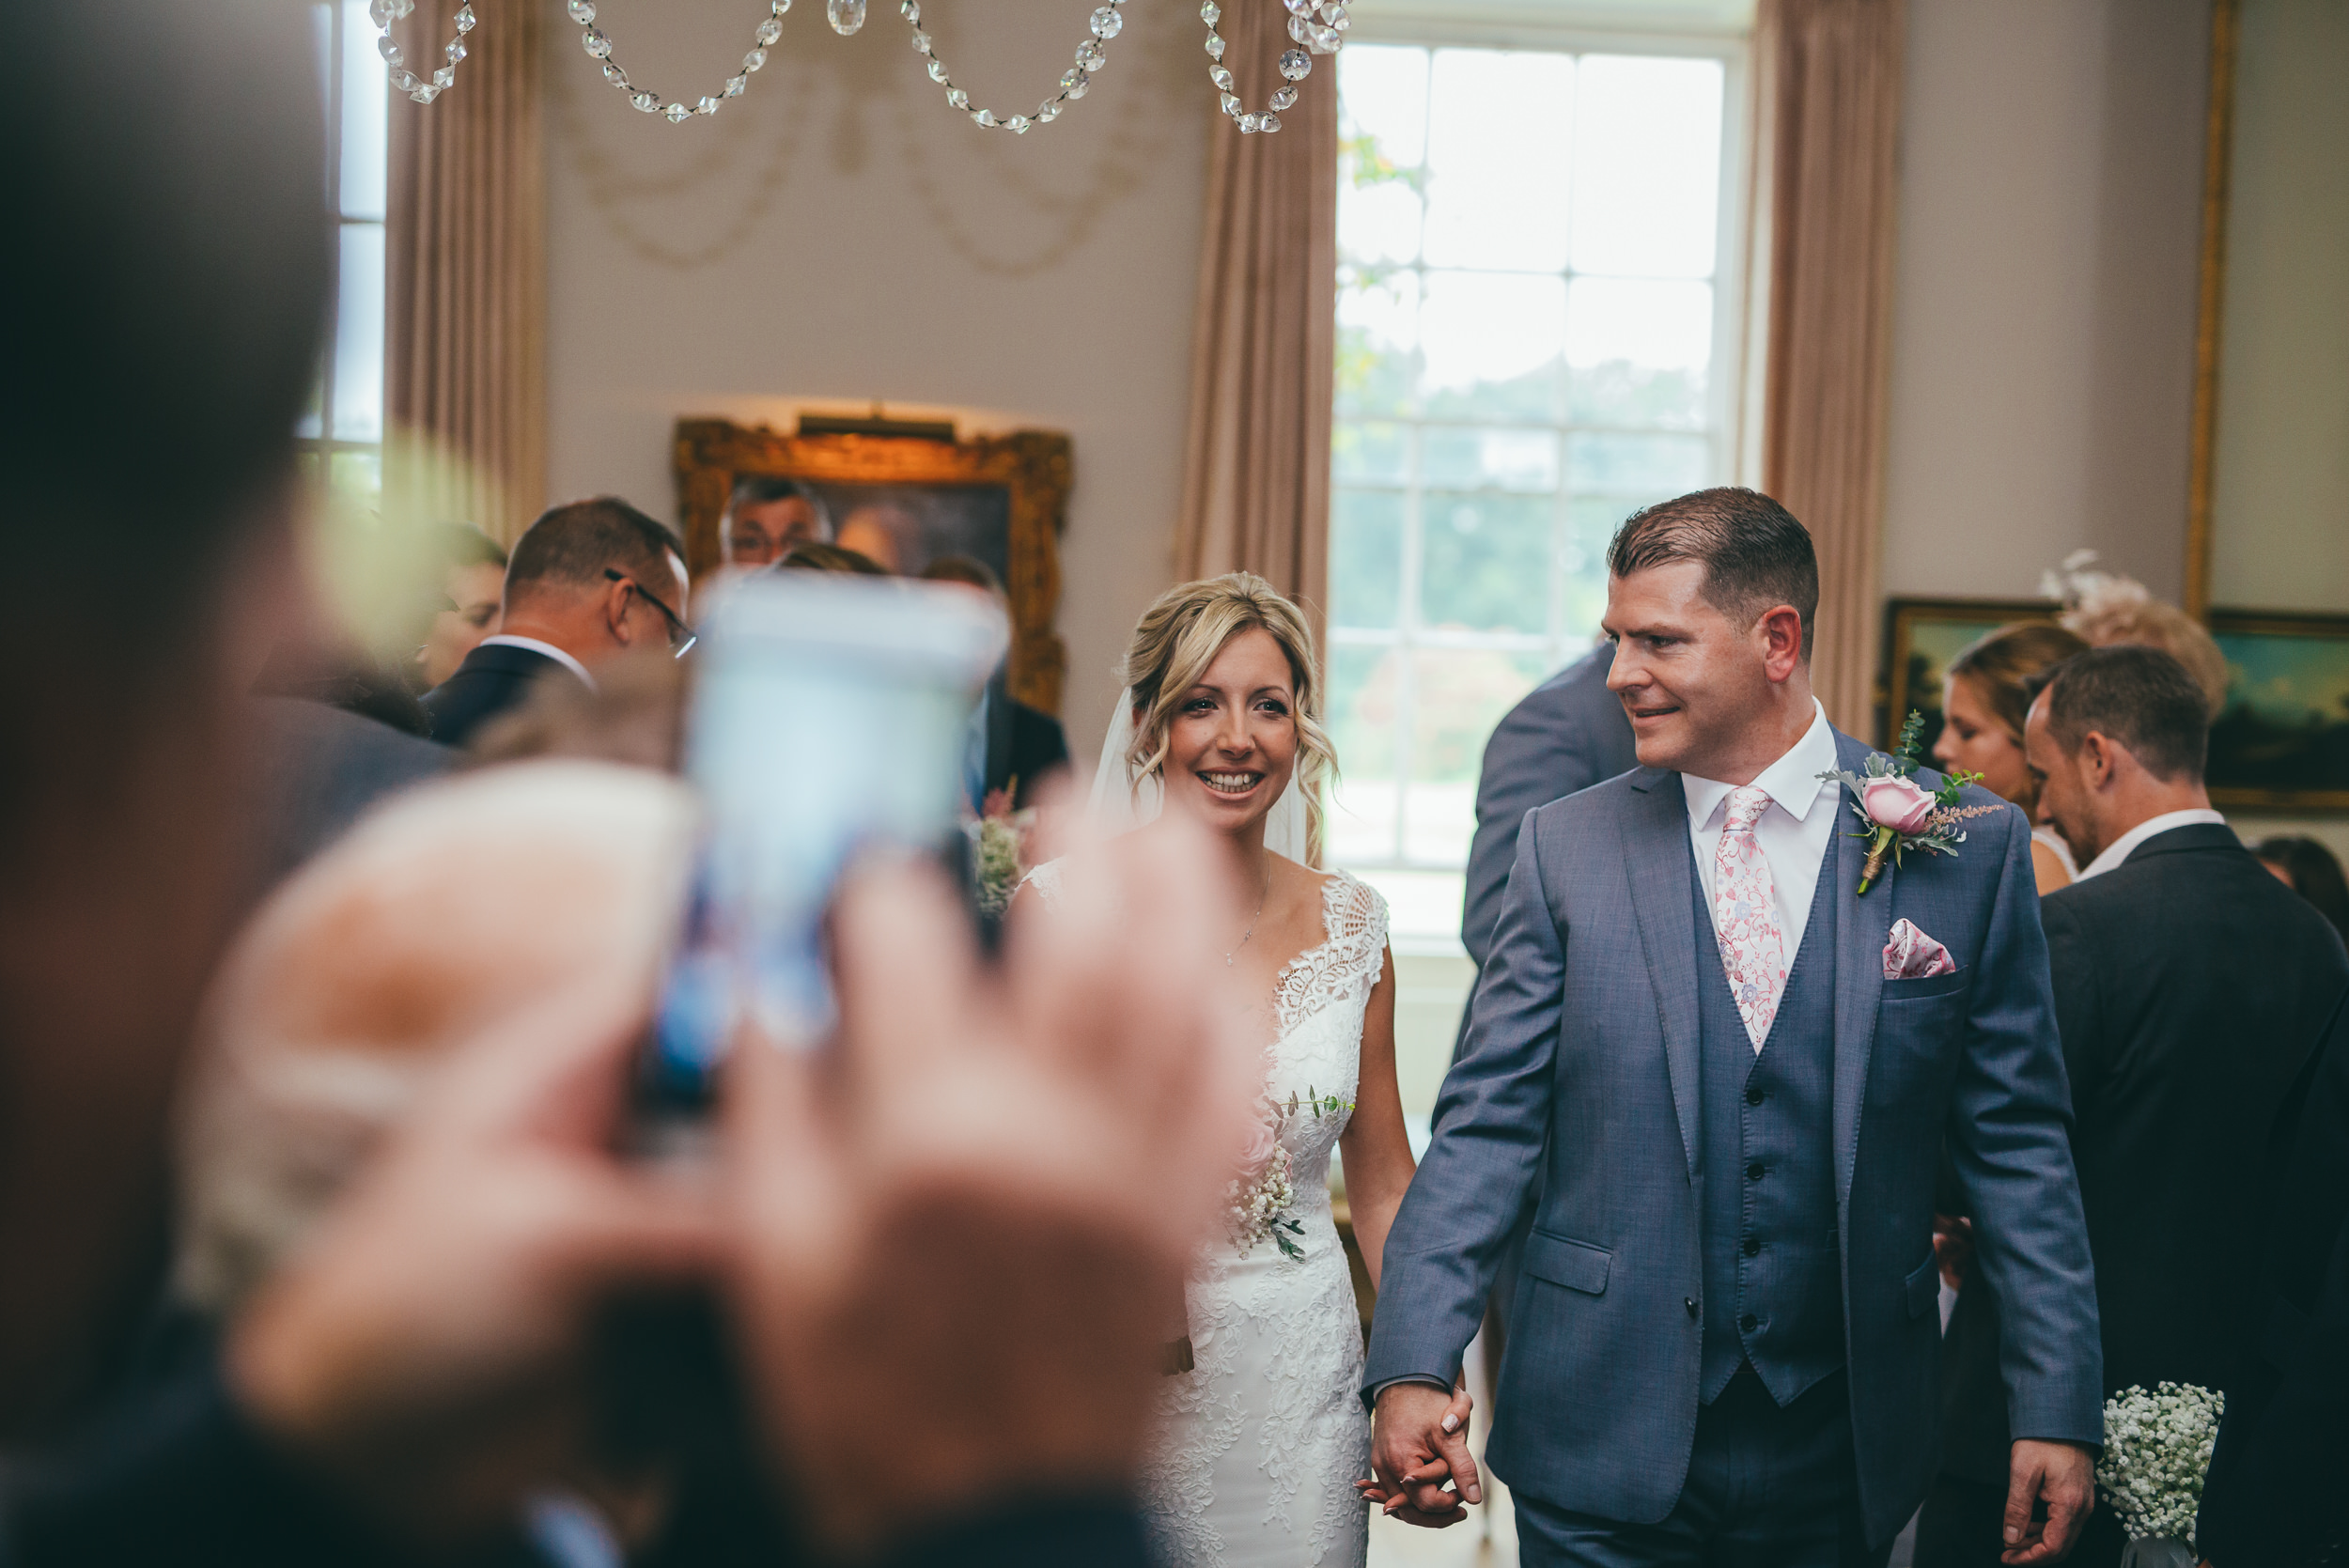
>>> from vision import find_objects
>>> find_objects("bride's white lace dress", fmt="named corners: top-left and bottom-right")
top-left (1028, 860), bottom-right (1387, 1567)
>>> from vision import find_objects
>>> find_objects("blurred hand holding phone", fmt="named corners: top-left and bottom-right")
top-left (646, 574), bottom-right (1005, 1117)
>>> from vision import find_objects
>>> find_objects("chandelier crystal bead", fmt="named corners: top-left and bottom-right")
top-left (1201, 0), bottom-right (1343, 132)
top-left (827, 0), bottom-right (866, 36)
top-left (1200, 0), bottom-right (1221, 21)
top-left (583, 30), bottom-right (612, 58)
top-left (1075, 39), bottom-right (1106, 70)
top-left (1269, 84), bottom-right (1298, 110)
top-left (566, 0), bottom-right (594, 23)
top-left (455, 6), bottom-right (475, 34)
top-left (1090, 7), bottom-right (1123, 39)
top-left (1279, 48), bottom-right (1312, 81)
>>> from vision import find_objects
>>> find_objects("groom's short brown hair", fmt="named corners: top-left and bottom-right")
top-left (1607, 488), bottom-right (1819, 660)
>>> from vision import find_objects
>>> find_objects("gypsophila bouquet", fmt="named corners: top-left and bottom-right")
top-left (967, 790), bottom-right (1031, 917)
top-left (1226, 1088), bottom-right (1349, 1260)
top-left (2097, 1382), bottom-right (2223, 1557)
top-left (1818, 709), bottom-right (2003, 894)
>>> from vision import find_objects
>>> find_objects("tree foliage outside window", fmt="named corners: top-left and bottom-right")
top-left (1327, 39), bottom-right (1744, 936)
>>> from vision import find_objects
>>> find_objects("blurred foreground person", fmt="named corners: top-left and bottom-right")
top-left (1921, 648), bottom-right (2349, 1568)
top-left (415, 523), bottom-right (511, 691)
top-left (424, 499), bottom-right (690, 748)
top-left (0, 5), bottom-right (1257, 1563)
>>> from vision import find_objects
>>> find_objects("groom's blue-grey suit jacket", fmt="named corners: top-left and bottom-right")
top-left (1362, 730), bottom-right (2103, 1546)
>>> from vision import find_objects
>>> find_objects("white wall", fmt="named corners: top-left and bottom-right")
top-left (539, 0), bottom-right (1214, 764)
top-left (1883, 0), bottom-right (2210, 605)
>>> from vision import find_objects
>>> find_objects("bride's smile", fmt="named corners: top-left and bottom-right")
top-left (1159, 626), bottom-right (1300, 835)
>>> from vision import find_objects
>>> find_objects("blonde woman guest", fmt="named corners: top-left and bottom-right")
top-left (2047, 557), bottom-right (2232, 718)
top-left (1932, 622), bottom-right (2091, 894)
top-left (1015, 573), bottom-right (1436, 1568)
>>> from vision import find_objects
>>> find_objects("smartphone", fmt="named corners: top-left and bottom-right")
top-left (641, 573), bottom-right (1004, 1121)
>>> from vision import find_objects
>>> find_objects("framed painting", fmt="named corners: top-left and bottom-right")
top-left (2207, 612), bottom-right (2349, 811)
top-left (1878, 598), bottom-right (2061, 753)
top-left (674, 418), bottom-right (1073, 715)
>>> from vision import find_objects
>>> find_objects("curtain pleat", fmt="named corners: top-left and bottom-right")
top-left (1757, 0), bottom-right (1905, 734)
top-left (1173, 13), bottom-right (1341, 651)
top-left (387, 1), bottom-right (547, 545)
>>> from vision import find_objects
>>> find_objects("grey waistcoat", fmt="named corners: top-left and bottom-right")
top-left (1694, 846), bottom-right (1845, 1405)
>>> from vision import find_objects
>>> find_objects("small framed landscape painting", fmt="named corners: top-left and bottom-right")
top-left (2207, 612), bottom-right (2349, 811)
top-left (1878, 598), bottom-right (2060, 753)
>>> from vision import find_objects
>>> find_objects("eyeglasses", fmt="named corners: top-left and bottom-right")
top-left (604, 568), bottom-right (698, 658)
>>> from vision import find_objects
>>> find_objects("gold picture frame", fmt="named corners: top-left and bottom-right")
top-left (2206, 610), bottom-right (2349, 812)
top-left (1878, 597), bottom-right (2060, 753)
top-left (673, 418), bottom-right (1073, 715)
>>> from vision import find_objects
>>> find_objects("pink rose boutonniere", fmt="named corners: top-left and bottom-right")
top-left (1819, 709), bottom-right (2004, 894)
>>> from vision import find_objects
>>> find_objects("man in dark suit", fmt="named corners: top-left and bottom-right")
top-left (1458, 645), bottom-right (1639, 1046)
top-left (422, 497), bottom-right (692, 747)
top-left (920, 557), bottom-right (1070, 810)
top-left (2198, 992), bottom-right (2349, 1568)
top-left (1917, 645), bottom-right (2349, 1566)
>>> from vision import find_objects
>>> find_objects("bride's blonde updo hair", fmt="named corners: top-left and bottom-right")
top-left (1121, 572), bottom-right (1336, 848)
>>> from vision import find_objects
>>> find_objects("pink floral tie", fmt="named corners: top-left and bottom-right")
top-left (1714, 784), bottom-right (1789, 1052)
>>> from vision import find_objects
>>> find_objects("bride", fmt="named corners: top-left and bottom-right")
top-left (1018, 573), bottom-right (1431, 1567)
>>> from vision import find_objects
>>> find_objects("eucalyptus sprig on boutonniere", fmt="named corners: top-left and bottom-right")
top-left (1818, 709), bottom-right (2003, 894)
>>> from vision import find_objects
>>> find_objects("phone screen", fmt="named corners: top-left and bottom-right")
top-left (643, 574), bottom-right (1004, 1116)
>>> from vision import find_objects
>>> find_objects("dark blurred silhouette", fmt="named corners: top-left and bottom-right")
top-left (0, 6), bottom-right (1250, 1565)
top-left (920, 556), bottom-right (1070, 811)
top-left (414, 522), bottom-right (511, 692)
top-left (2258, 834), bottom-right (2349, 944)
top-left (775, 540), bottom-right (889, 576)
top-left (423, 499), bottom-right (687, 747)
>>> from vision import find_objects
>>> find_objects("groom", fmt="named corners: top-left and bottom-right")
top-left (1364, 489), bottom-right (2104, 1564)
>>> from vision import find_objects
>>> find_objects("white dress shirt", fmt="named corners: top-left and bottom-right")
top-left (476, 633), bottom-right (597, 691)
top-left (1682, 700), bottom-right (1843, 962)
top-left (2073, 807), bottom-right (2229, 882)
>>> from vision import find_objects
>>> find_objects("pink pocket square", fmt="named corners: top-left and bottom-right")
top-left (1883, 919), bottom-right (1956, 980)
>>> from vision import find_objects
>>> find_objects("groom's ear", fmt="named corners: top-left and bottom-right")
top-left (1754, 603), bottom-right (1805, 683)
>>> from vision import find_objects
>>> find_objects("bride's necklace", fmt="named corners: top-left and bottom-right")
top-left (1225, 864), bottom-right (1273, 968)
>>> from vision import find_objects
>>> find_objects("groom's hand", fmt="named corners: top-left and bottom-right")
top-left (1999, 1438), bottom-right (2095, 1562)
top-left (1371, 1381), bottom-right (1481, 1526)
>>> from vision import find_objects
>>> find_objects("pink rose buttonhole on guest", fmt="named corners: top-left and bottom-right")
top-left (1859, 773), bottom-right (1938, 836)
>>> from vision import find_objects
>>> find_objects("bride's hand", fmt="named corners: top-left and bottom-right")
top-left (1362, 1382), bottom-right (1479, 1528)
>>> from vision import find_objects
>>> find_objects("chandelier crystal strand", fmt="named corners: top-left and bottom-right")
top-left (1200, 0), bottom-right (1346, 133)
top-left (369, 0), bottom-right (476, 105)
top-left (901, 0), bottom-right (1127, 133)
top-left (568, 0), bottom-right (792, 123)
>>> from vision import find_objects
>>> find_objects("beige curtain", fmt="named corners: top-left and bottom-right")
top-left (386, 1), bottom-right (547, 545)
top-left (1756, 0), bottom-right (1905, 734)
top-left (1174, 19), bottom-right (1342, 647)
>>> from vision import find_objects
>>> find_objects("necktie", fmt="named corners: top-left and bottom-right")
top-left (1714, 784), bottom-right (1789, 1052)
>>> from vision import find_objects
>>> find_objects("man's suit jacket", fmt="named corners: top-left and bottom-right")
top-left (419, 642), bottom-right (582, 748)
top-left (249, 698), bottom-right (450, 893)
top-left (1363, 730), bottom-right (2103, 1547)
top-left (2199, 991), bottom-right (2349, 1568)
top-left (1935, 826), bottom-right (2349, 1489)
top-left (1460, 645), bottom-right (1639, 970)
top-left (981, 672), bottom-right (1071, 810)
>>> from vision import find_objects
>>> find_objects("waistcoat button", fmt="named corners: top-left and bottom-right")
top-left (1746, 1160), bottom-right (1766, 1181)
top-left (1742, 1235), bottom-right (1761, 1257)
top-left (1685, 1296), bottom-right (1699, 1319)
top-left (1746, 1085), bottom-right (1766, 1106)
top-left (1738, 1312), bottom-right (1758, 1333)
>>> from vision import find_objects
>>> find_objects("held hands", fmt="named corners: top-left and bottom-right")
top-left (2000, 1438), bottom-right (2096, 1563)
top-left (1361, 1381), bottom-right (1481, 1528)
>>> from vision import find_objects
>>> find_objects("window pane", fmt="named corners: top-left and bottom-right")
top-left (1423, 50), bottom-right (1573, 272)
top-left (1567, 432), bottom-right (1712, 493)
top-left (1422, 427), bottom-right (1557, 492)
top-left (1338, 45), bottom-right (1430, 167)
top-left (1570, 55), bottom-right (1724, 279)
top-left (1336, 268), bottom-right (1420, 418)
top-left (1565, 278), bottom-right (1713, 429)
top-left (329, 447), bottom-right (382, 503)
top-left (1408, 646), bottom-right (1547, 788)
top-left (1330, 489), bottom-right (1405, 629)
top-left (1325, 644), bottom-right (1402, 862)
top-left (1421, 271), bottom-right (1565, 422)
top-left (1333, 420), bottom-right (1409, 487)
top-left (340, 0), bottom-right (388, 219)
top-left (1419, 491), bottom-right (1551, 635)
top-left (333, 223), bottom-right (385, 441)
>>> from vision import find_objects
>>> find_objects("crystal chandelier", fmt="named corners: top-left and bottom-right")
top-left (365, 0), bottom-right (1348, 134)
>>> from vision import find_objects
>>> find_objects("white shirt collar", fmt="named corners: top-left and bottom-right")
top-left (1682, 699), bottom-right (1840, 831)
top-left (476, 633), bottom-right (598, 692)
top-left (2074, 808), bottom-right (2230, 881)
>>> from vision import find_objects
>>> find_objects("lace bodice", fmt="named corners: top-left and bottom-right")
top-left (1024, 859), bottom-right (1388, 1566)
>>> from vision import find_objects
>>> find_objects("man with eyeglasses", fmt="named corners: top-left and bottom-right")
top-left (423, 497), bottom-right (694, 748)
